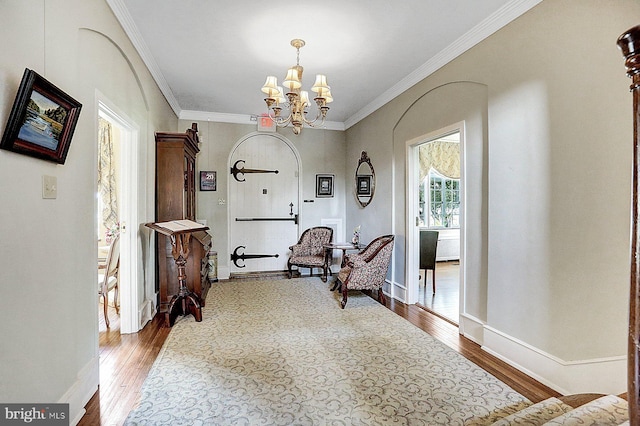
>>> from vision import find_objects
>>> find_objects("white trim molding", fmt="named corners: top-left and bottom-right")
top-left (97, 96), bottom-right (142, 334)
top-left (105, 0), bottom-right (181, 117)
top-left (59, 356), bottom-right (99, 426)
top-left (393, 306), bottom-right (625, 395)
top-left (482, 325), bottom-right (626, 395)
top-left (344, 0), bottom-right (542, 129)
top-left (390, 280), bottom-right (408, 304)
top-left (179, 110), bottom-right (345, 131)
top-left (459, 313), bottom-right (485, 345)
top-left (180, 110), bottom-right (254, 125)
top-left (218, 265), bottom-right (231, 280)
top-left (108, 0), bottom-right (540, 130)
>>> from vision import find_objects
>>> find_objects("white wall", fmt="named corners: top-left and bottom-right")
top-left (0, 1), bottom-right (176, 423)
top-left (345, 0), bottom-right (639, 395)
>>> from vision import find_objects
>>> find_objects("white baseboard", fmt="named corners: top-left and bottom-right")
top-left (482, 325), bottom-right (626, 395)
top-left (218, 265), bottom-right (231, 280)
top-left (390, 280), bottom-right (408, 304)
top-left (459, 313), bottom-right (484, 345)
top-left (59, 356), bottom-right (99, 425)
top-left (391, 302), bottom-right (625, 395)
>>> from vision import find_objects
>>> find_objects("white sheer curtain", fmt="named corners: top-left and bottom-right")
top-left (98, 117), bottom-right (118, 238)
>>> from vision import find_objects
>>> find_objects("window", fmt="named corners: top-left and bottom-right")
top-left (420, 170), bottom-right (460, 228)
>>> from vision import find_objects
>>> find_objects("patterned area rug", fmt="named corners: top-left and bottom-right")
top-left (125, 277), bottom-right (530, 425)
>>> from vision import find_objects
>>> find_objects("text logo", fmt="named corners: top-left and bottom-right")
top-left (0, 404), bottom-right (68, 425)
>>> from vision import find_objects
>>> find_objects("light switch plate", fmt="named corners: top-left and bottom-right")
top-left (43, 175), bottom-right (57, 199)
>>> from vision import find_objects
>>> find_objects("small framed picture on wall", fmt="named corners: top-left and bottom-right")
top-left (316, 174), bottom-right (334, 198)
top-left (357, 175), bottom-right (372, 196)
top-left (200, 171), bottom-right (217, 191)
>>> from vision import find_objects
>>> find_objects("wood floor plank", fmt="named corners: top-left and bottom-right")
top-left (80, 281), bottom-right (559, 425)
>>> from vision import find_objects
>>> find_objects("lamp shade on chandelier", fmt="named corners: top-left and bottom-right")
top-left (261, 39), bottom-right (333, 135)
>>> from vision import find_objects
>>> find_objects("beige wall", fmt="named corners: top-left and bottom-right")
top-left (183, 120), bottom-right (347, 277)
top-left (393, 82), bottom-right (489, 319)
top-left (0, 0), bottom-right (176, 422)
top-left (346, 0), bottom-right (639, 394)
top-left (1, 0), bottom-right (637, 417)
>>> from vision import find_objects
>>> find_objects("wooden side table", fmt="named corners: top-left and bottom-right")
top-left (324, 242), bottom-right (365, 291)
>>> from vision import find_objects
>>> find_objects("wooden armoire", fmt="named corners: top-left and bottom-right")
top-left (155, 123), bottom-right (212, 325)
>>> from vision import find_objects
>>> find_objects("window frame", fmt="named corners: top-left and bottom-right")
top-left (422, 169), bottom-right (460, 229)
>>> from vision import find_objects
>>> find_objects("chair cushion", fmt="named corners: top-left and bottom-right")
top-left (290, 255), bottom-right (325, 267)
top-left (99, 274), bottom-right (118, 293)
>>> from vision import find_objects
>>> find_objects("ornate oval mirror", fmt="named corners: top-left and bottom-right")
top-left (355, 151), bottom-right (375, 208)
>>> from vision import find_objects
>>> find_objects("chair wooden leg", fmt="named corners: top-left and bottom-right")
top-left (287, 260), bottom-right (293, 279)
top-left (341, 281), bottom-right (348, 309)
top-left (114, 284), bottom-right (120, 314)
top-left (102, 292), bottom-right (110, 328)
top-left (378, 288), bottom-right (386, 305)
top-left (432, 269), bottom-right (436, 293)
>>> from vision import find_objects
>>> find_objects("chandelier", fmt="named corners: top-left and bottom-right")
top-left (261, 39), bottom-right (333, 135)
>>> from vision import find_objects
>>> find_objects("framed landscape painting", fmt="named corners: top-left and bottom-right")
top-left (0, 68), bottom-right (82, 164)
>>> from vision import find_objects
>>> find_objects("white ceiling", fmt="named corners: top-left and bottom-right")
top-left (107, 0), bottom-right (540, 129)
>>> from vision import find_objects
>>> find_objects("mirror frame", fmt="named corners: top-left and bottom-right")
top-left (355, 151), bottom-right (375, 208)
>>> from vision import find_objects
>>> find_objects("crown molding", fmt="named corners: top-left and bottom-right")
top-left (108, 0), bottom-right (539, 131)
top-left (179, 110), bottom-right (345, 131)
top-left (343, 0), bottom-right (542, 129)
top-left (106, 0), bottom-right (182, 117)
top-left (179, 110), bottom-right (254, 125)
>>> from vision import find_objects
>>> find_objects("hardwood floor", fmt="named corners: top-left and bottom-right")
top-left (80, 279), bottom-right (560, 425)
top-left (418, 260), bottom-right (460, 324)
top-left (79, 304), bottom-right (170, 426)
top-left (385, 298), bottom-right (560, 403)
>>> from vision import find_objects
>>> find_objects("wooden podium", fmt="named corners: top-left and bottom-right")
top-left (146, 220), bottom-right (209, 326)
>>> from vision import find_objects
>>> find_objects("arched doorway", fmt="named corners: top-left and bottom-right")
top-left (228, 133), bottom-right (301, 275)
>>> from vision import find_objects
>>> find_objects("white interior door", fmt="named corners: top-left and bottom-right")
top-left (229, 134), bottom-right (299, 274)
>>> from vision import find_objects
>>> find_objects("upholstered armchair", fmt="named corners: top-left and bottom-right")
top-left (287, 226), bottom-right (333, 282)
top-left (337, 235), bottom-right (394, 308)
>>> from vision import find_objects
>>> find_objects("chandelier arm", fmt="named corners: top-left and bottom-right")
top-left (301, 108), bottom-right (328, 127)
top-left (266, 108), bottom-right (293, 127)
